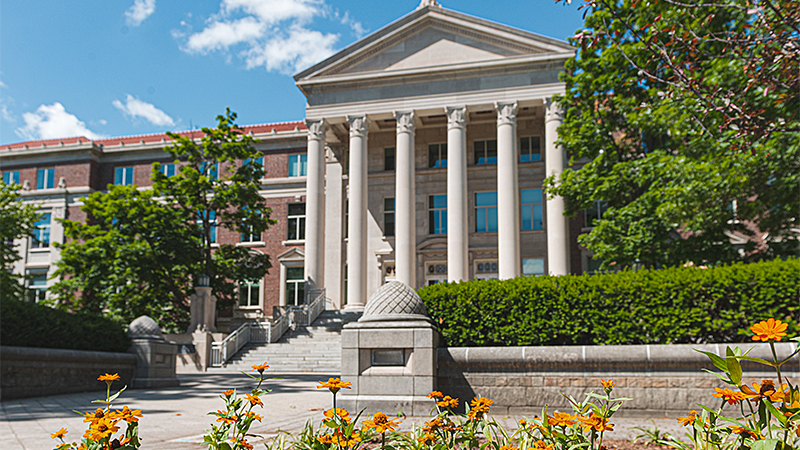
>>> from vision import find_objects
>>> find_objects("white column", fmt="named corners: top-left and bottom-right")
top-left (304, 119), bottom-right (326, 291)
top-left (324, 145), bottom-right (345, 309)
top-left (496, 102), bottom-right (520, 279)
top-left (445, 106), bottom-right (469, 283)
top-left (394, 111), bottom-right (416, 288)
top-left (346, 115), bottom-right (369, 308)
top-left (544, 98), bottom-right (570, 275)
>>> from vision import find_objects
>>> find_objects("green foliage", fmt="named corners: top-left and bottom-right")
top-left (549, 0), bottom-right (800, 268)
top-left (0, 296), bottom-right (129, 352)
top-left (419, 259), bottom-right (800, 347)
top-left (0, 182), bottom-right (41, 303)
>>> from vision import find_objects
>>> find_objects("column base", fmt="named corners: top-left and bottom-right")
top-left (343, 305), bottom-right (365, 312)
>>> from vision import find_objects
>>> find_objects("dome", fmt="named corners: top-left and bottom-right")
top-left (128, 316), bottom-right (164, 340)
top-left (360, 281), bottom-right (431, 323)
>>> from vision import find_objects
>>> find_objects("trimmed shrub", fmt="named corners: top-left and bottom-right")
top-left (0, 298), bottom-right (130, 352)
top-left (419, 258), bottom-right (800, 347)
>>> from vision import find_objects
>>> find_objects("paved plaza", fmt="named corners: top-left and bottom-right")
top-left (1, 373), bottom-right (686, 450)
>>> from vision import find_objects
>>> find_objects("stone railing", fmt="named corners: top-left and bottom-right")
top-left (437, 342), bottom-right (800, 416)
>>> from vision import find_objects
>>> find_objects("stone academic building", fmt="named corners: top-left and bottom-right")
top-left (1, 2), bottom-right (597, 328)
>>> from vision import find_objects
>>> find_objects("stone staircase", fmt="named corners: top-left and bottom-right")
top-left (211, 310), bottom-right (361, 373)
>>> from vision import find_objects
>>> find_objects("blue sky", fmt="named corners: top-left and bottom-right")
top-left (0, 0), bottom-right (584, 145)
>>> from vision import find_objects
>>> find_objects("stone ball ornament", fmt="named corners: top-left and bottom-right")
top-left (359, 281), bottom-right (434, 323)
top-left (128, 315), bottom-right (165, 340)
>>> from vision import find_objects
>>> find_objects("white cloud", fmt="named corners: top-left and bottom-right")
top-left (125, 0), bottom-right (156, 27)
top-left (16, 103), bottom-right (103, 140)
top-left (1, 105), bottom-right (15, 123)
top-left (178, 0), bottom-right (347, 75)
top-left (112, 94), bottom-right (175, 127)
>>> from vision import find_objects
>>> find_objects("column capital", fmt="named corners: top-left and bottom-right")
top-left (545, 97), bottom-right (565, 124)
top-left (347, 114), bottom-right (369, 138)
top-left (305, 118), bottom-right (326, 140)
top-left (393, 111), bottom-right (415, 134)
top-left (495, 101), bottom-right (518, 126)
top-left (445, 106), bottom-right (466, 130)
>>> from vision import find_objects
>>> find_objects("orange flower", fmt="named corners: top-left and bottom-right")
top-left (427, 390), bottom-right (444, 399)
top-left (713, 387), bottom-right (747, 405)
top-left (97, 373), bottom-right (121, 382)
top-left (233, 438), bottom-right (254, 450)
top-left (317, 378), bottom-right (352, 394)
top-left (437, 395), bottom-right (459, 409)
top-left (470, 396), bottom-right (493, 413)
top-left (222, 389), bottom-right (234, 397)
top-left (252, 362), bottom-right (270, 372)
top-left (422, 417), bottom-right (444, 433)
top-left (317, 434), bottom-right (335, 444)
top-left (532, 440), bottom-right (555, 450)
top-left (247, 411), bottom-right (263, 422)
top-left (329, 429), bottom-right (361, 447)
top-left (601, 379), bottom-right (616, 389)
top-left (83, 408), bottom-right (106, 423)
top-left (729, 425), bottom-right (758, 439)
top-left (51, 427), bottom-right (68, 439)
top-left (324, 407), bottom-right (351, 425)
top-left (112, 406), bottom-right (143, 424)
top-left (677, 410), bottom-right (698, 426)
top-left (740, 380), bottom-right (786, 403)
top-left (245, 393), bottom-right (263, 407)
top-left (751, 318), bottom-right (788, 342)
top-left (362, 411), bottom-right (401, 433)
top-left (500, 445), bottom-right (519, 450)
top-left (577, 413), bottom-right (613, 433)
top-left (418, 433), bottom-right (436, 445)
top-left (549, 412), bottom-right (578, 427)
top-left (215, 410), bottom-right (238, 425)
top-left (87, 418), bottom-right (120, 441)
top-left (519, 418), bottom-right (528, 426)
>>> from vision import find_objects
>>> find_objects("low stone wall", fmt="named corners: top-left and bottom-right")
top-left (0, 346), bottom-right (137, 400)
top-left (437, 342), bottom-right (799, 417)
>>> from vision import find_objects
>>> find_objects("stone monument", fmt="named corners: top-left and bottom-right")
top-left (339, 281), bottom-right (439, 416)
top-left (127, 316), bottom-right (180, 388)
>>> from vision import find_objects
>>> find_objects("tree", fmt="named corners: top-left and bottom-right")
top-left (0, 182), bottom-right (41, 302)
top-left (548, 0), bottom-right (799, 268)
top-left (52, 109), bottom-right (274, 330)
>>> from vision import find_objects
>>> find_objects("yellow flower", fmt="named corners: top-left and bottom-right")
top-left (362, 411), bottom-right (401, 433)
top-left (252, 362), bottom-right (270, 372)
top-left (677, 410), bottom-right (698, 426)
top-left (531, 440), bottom-right (555, 450)
top-left (470, 396), bottom-right (493, 413)
top-left (549, 412), bottom-right (578, 427)
top-left (426, 390), bottom-right (443, 399)
top-left (577, 413), bottom-right (613, 432)
top-left (245, 392), bottom-right (263, 407)
top-left (437, 395), bottom-right (459, 408)
top-left (324, 407), bottom-right (351, 426)
top-left (317, 434), bottom-right (335, 444)
top-left (740, 380), bottom-right (786, 403)
top-left (83, 408), bottom-right (106, 424)
top-left (87, 418), bottom-right (120, 441)
top-left (97, 373), bottom-right (121, 382)
top-left (751, 318), bottom-right (788, 342)
top-left (317, 378), bottom-right (352, 394)
top-left (500, 445), bottom-right (519, 450)
top-left (51, 427), bottom-right (68, 439)
top-left (111, 406), bottom-right (143, 424)
top-left (713, 387), bottom-right (747, 405)
top-left (601, 379), bottom-right (616, 389)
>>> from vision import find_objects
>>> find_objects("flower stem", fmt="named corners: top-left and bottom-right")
top-left (769, 340), bottom-right (784, 386)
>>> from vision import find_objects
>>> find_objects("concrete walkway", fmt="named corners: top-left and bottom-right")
top-left (1, 373), bottom-right (686, 450)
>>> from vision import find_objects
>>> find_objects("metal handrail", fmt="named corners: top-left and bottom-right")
top-left (288, 289), bottom-right (326, 327)
top-left (210, 322), bottom-right (249, 367)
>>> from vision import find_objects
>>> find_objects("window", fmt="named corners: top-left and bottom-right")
top-left (32, 213), bottom-right (51, 248)
top-left (428, 194), bottom-right (447, 235)
top-left (521, 188), bottom-right (544, 230)
top-left (384, 147), bottom-right (395, 171)
top-left (244, 156), bottom-right (263, 168)
top-left (474, 139), bottom-right (497, 165)
top-left (384, 198), bottom-right (395, 237)
top-left (161, 163), bottom-right (176, 177)
top-left (522, 258), bottom-right (545, 276)
top-left (241, 221), bottom-right (261, 243)
top-left (287, 203), bottom-right (306, 241)
top-left (37, 168), bottom-right (55, 189)
top-left (114, 166), bottom-right (134, 185)
top-left (585, 200), bottom-right (608, 228)
top-left (475, 191), bottom-right (498, 233)
top-left (425, 262), bottom-right (447, 286)
top-left (520, 136), bottom-right (542, 162)
top-left (2, 171), bottom-right (20, 185)
top-left (198, 211), bottom-right (217, 244)
top-left (285, 266), bottom-right (305, 306)
top-left (289, 154), bottom-right (307, 177)
top-left (238, 279), bottom-right (261, 307)
top-left (586, 256), bottom-right (603, 274)
top-left (200, 162), bottom-right (219, 180)
top-left (475, 260), bottom-right (498, 280)
top-left (428, 143), bottom-right (447, 168)
top-left (26, 270), bottom-right (48, 303)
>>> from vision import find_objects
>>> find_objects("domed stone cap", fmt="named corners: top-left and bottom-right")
top-left (359, 281), bottom-right (432, 323)
top-left (128, 315), bottom-right (164, 340)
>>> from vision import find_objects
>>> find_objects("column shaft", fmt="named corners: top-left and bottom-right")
top-left (445, 106), bottom-right (469, 283)
top-left (346, 115), bottom-right (369, 308)
top-left (304, 119), bottom-right (326, 292)
top-left (394, 111), bottom-right (416, 287)
top-left (496, 102), bottom-right (520, 279)
top-left (544, 99), bottom-right (570, 275)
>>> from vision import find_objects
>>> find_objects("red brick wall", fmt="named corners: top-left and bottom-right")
top-left (56, 163), bottom-right (92, 187)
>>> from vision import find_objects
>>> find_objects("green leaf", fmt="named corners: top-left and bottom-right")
top-left (726, 352), bottom-right (743, 385)
top-left (751, 439), bottom-right (782, 450)
top-left (739, 356), bottom-right (776, 367)
top-left (763, 400), bottom-right (788, 426)
top-left (695, 349), bottom-right (728, 372)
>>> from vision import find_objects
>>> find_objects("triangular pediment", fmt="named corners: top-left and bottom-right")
top-left (295, 5), bottom-right (573, 81)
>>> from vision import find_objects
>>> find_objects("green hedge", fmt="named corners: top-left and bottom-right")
top-left (419, 259), bottom-right (800, 347)
top-left (0, 298), bottom-right (130, 352)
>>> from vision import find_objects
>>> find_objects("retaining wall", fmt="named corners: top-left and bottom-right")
top-left (0, 346), bottom-right (137, 400)
top-left (437, 342), bottom-right (799, 417)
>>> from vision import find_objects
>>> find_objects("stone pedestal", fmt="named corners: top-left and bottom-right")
top-left (339, 282), bottom-right (439, 416)
top-left (189, 286), bottom-right (217, 332)
top-left (127, 316), bottom-right (180, 389)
